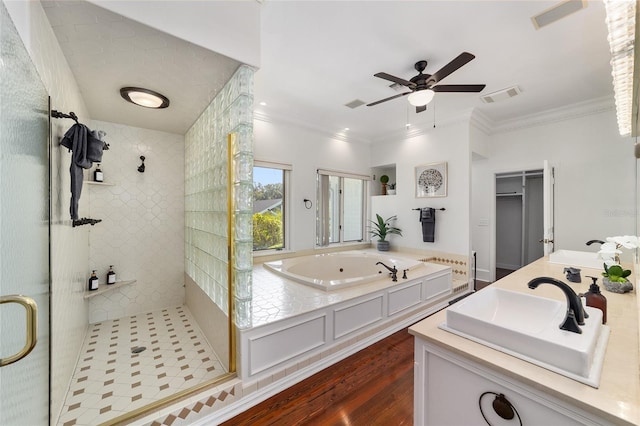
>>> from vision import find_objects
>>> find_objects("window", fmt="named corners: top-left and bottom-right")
top-left (253, 161), bottom-right (291, 251)
top-left (317, 169), bottom-right (368, 246)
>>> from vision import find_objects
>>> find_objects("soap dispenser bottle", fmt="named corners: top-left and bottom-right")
top-left (585, 276), bottom-right (607, 324)
top-left (94, 164), bottom-right (103, 182)
top-left (107, 265), bottom-right (116, 285)
top-left (88, 270), bottom-right (99, 291)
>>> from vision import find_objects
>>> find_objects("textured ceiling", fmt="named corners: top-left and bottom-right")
top-left (43, 0), bottom-right (241, 135)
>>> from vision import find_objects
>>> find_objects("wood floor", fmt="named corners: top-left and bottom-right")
top-left (222, 328), bottom-right (414, 426)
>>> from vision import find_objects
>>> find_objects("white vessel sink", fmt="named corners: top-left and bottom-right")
top-left (440, 287), bottom-right (609, 387)
top-left (548, 249), bottom-right (603, 270)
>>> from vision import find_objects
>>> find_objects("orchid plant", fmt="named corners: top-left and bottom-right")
top-left (598, 235), bottom-right (638, 282)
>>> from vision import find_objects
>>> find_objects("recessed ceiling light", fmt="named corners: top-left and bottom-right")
top-left (344, 127), bottom-right (350, 131)
top-left (120, 87), bottom-right (170, 109)
top-left (259, 101), bottom-right (267, 106)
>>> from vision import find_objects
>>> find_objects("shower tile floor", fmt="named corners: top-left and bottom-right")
top-left (56, 305), bottom-right (225, 426)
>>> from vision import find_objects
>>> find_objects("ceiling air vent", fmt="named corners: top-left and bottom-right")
top-left (480, 86), bottom-right (522, 104)
top-left (345, 99), bottom-right (366, 109)
top-left (531, 0), bottom-right (587, 30)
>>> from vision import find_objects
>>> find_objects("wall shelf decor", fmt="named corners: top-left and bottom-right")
top-left (415, 162), bottom-right (447, 198)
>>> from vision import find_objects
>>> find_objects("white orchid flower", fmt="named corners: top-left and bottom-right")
top-left (606, 235), bottom-right (640, 249)
top-left (598, 241), bottom-right (622, 257)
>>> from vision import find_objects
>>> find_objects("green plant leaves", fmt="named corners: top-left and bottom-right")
top-left (368, 214), bottom-right (402, 242)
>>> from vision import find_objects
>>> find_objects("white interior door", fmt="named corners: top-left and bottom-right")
top-left (0, 3), bottom-right (51, 425)
top-left (543, 160), bottom-right (555, 255)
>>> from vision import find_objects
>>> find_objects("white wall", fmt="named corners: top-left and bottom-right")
top-left (4, 0), bottom-right (91, 421)
top-left (370, 120), bottom-right (471, 256)
top-left (472, 106), bottom-right (636, 281)
top-left (253, 119), bottom-right (372, 252)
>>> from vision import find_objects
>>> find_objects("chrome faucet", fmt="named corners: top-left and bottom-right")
top-left (527, 277), bottom-right (585, 334)
top-left (376, 262), bottom-right (397, 282)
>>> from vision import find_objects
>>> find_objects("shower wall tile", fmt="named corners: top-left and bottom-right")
top-left (87, 121), bottom-right (185, 323)
top-left (7, 2), bottom-right (93, 423)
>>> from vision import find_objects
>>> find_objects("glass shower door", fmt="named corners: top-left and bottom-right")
top-left (0, 3), bottom-right (51, 425)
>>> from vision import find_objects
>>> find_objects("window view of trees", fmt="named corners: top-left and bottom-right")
top-left (253, 168), bottom-right (284, 251)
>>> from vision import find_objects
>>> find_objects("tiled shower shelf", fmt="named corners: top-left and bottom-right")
top-left (85, 181), bottom-right (114, 186)
top-left (84, 280), bottom-right (136, 299)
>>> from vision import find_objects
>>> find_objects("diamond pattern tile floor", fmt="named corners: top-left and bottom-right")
top-left (56, 305), bottom-right (225, 426)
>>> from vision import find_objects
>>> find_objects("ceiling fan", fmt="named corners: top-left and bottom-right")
top-left (367, 52), bottom-right (486, 113)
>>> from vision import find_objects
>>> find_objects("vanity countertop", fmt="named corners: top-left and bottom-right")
top-left (409, 256), bottom-right (639, 426)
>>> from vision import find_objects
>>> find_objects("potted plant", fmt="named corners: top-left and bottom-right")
top-left (369, 214), bottom-right (402, 251)
top-left (379, 174), bottom-right (389, 195)
top-left (387, 183), bottom-right (396, 195)
top-left (598, 235), bottom-right (637, 293)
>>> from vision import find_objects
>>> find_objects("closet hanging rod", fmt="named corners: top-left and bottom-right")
top-left (412, 207), bottom-right (446, 211)
top-left (51, 110), bottom-right (78, 123)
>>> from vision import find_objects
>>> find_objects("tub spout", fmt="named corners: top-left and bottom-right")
top-left (376, 261), bottom-right (397, 282)
top-left (527, 276), bottom-right (585, 334)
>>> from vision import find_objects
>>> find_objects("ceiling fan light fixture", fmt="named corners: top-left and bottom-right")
top-left (408, 89), bottom-right (435, 107)
top-left (120, 87), bottom-right (170, 109)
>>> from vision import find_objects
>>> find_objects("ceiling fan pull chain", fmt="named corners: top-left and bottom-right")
top-left (433, 100), bottom-right (436, 128)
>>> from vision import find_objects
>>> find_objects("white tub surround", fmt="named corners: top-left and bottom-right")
top-left (239, 255), bottom-right (453, 387)
top-left (410, 257), bottom-right (639, 426)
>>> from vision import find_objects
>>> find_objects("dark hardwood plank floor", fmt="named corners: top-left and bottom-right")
top-left (222, 328), bottom-right (414, 426)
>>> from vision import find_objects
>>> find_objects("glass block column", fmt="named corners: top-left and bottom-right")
top-left (185, 65), bottom-right (254, 328)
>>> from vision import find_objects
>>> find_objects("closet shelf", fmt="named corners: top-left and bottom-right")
top-left (497, 192), bottom-right (523, 197)
top-left (84, 280), bottom-right (136, 299)
top-left (85, 181), bottom-right (115, 187)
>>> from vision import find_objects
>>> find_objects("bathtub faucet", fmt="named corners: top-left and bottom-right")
top-left (376, 262), bottom-right (398, 282)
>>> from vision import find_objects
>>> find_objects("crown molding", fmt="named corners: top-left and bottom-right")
top-left (368, 108), bottom-right (475, 145)
top-left (487, 96), bottom-right (615, 134)
top-left (253, 110), bottom-right (371, 145)
top-left (254, 96), bottom-right (615, 145)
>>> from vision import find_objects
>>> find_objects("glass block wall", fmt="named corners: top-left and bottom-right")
top-left (185, 65), bottom-right (254, 328)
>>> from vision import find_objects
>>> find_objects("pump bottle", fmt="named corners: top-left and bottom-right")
top-left (88, 270), bottom-right (99, 291)
top-left (585, 276), bottom-right (607, 324)
top-left (107, 265), bottom-right (116, 285)
top-left (94, 164), bottom-right (103, 182)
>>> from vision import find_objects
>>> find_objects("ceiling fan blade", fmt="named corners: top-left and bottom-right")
top-left (374, 72), bottom-right (416, 88)
top-left (366, 91), bottom-right (412, 107)
top-left (432, 84), bottom-right (486, 93)
top-left (416, 105), bottom-right (427, 113)
top-left (427, 52), bottom-right (475, 85)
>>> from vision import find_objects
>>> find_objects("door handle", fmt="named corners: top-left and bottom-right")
top-left (538, 239), bottom-right (554, 244)
top-left (0, 295), bottom-right (38, 367)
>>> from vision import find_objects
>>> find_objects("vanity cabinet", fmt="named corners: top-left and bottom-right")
top-left (413, 338), bottom-right (614, 426)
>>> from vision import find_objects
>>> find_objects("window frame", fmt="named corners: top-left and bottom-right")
top-left (316, 169), bottom-right (369, 246)
top-left (253, 160), bottom-right (292, 255)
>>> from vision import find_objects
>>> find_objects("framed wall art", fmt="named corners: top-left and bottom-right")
top-left (415, 162), bottom-right (447, 197)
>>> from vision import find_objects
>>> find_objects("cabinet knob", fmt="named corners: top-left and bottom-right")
top-left (492, 394), bottom-right (515, 420)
